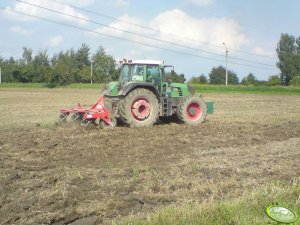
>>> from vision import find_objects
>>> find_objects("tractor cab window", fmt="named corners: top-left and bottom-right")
top-left (131, 65), bottom-right (144, 81)
top-left (146, 65), bottom-right (161, 91)
top-left (146, 65), bottom-right (160, 84)
top-left (120, 64), bottom-right (130, 82)
top-left (120, 64), bottom-right (144, 82)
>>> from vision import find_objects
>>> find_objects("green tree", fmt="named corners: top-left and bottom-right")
top-left (166, 71), bottom-right (186, 83)
top-left (48, 51), bottom-right (73, 86)
top-left (199, 75), bottom-right (208, 84)
top-left (189, 74), bottom-right (208, 84)
top-left (267, 75), bottom-right (281, 86)
top-left (48, 44), bottom-right (92, 86)
top-left (0, 44), bottom-right (120, 85)
top-left (241, 73), bottom-right (257, 85)
top-left (10, 47), bottom-right (35, 83)
top-left (276, 33), bottom-right (300, 85)
top-left (290, 75), bottom-right (300, 85)
top-left (12, 64), bottom-right (34, 83)
top-left (189, 76), bottom-right (199, 83)
top-left (22, 47), bottom-right (33, 65)
top-left (32, 50), bottom-right (50, 82)
top-left (92, 46), bottom-right (117, 82)
top-left (0, 57), bottom-right (18, 82)
top-left (75, 43), bottom-right (90, 69)
top-left (209, 66), bottom-right (239, 85)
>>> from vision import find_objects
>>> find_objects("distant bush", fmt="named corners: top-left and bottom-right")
top-left (267, 75), bottom-right (281, 86)
top-left (290, 76), bottom-right (300, 86)
top-left (188, 75), bottom-right (208, 84)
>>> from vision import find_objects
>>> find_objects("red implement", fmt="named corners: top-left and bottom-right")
top-left (59, 96), bottom-right (115, 128)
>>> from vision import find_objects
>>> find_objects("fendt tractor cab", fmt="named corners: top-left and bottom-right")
top-left (103, 59), bottom-right (213, 128)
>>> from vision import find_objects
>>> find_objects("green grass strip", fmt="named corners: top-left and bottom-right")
top-left (1, 83), bottom-right (300, 95)
top-left (121, 180), bottom-right (300, 225)
top-left (191, 84), bottom-right (300, 95)
top-left (0, 82), bottom-right (104, 89)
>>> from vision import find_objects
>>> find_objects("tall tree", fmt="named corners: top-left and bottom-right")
top-left (48, 51), bottom-right (73, 86)
top-left (32, 50), bottom-right (50, 82)
top-left (276, 33), bottom-right (300, 85)
top-left (209, 66), bottom-right (239, 85)
top-left (76, 43), bottom-right (90, 69)
top-left (22, 47), bottom-right (33, 65)
top-left (92, 46), bottom-right (117, 82)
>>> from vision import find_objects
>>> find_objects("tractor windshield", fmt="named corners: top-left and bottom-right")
top-left (120, 64), bottom-right (144, 82)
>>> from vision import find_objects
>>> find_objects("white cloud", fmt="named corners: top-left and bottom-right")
top-left (151, 10), bottom-right (248, 51)
top-left (185, 0), bottom-right (214, 7)
top-left (114, 0), bottom-right (130, 8)
top-left (3, 0), bottom-right (90, 24)
top-left (87, 14), bottom-right (149, 39)
top-left (89, 9), bottom-right (248, 55)
top-left (10, 26), bottom-right (34, 35)
top-left (45, 35), bottom-right (64, 47)
top-left (253, 47), bottom-right (275, 57)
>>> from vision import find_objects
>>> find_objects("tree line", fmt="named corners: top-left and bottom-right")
top-left (0, 44), bottom-right (118, 87)
top-left (188, 66), bottom-right (282, 86)
top-left (0, 34), bottom-right (299, 86)
top-left (190, 33), bottom-right (300, 86)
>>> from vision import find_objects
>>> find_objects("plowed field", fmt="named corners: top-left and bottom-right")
top-left (0, 88), bottom-right (299, 225)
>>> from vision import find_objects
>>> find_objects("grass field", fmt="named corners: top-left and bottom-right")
top-left (1, 82), bottom-right (300, 95)
top-left (123, 180), bottom-right (300, 225)
top-left (192, 84), bottom-right (300, 95)
top-left (0, 87), bottom-right (299, 225)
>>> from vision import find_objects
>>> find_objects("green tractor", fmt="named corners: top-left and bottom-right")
top-left (103, 59), bottom-right (213, 128)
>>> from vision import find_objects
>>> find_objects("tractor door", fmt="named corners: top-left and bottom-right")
top-left (160, 66), bottom-right (174, 98)
top-left (146, 65), bottom-right (162, 93)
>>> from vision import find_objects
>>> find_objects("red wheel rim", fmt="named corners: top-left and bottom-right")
top-left (131, 98), bottom-right (151, 121)
top-left (185, 102), bottom-right (202, 121)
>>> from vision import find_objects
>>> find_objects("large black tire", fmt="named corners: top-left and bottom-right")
top-left (177, 95), bottom-right (207, 125)
top-left (118, 88), bottom-right (159, 127)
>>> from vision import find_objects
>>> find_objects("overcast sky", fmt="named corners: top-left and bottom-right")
top-left (0, 0), bottom-right (299, 81)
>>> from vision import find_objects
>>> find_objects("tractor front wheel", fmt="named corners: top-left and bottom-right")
top-left (177, 95), bottom-right (207, 125)
top-left (118, 88), bottom-right (159, 127)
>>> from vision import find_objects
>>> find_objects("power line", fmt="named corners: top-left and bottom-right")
top-left (16, 0), bottom-right (277, 67)
top-left (0, 7), bottom-right (278, 71)
top-left (50, 0), bottom-right (278, 60)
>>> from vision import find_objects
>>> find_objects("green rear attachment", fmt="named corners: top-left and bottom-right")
top-left (205, 101), bottom-right (214, 114)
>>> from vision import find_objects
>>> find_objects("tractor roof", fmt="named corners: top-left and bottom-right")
top-left (123, 59), bottom-right (164, 65)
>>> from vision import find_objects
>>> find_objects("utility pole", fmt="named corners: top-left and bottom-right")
top-left (223, 43), bottom-right (228, 86)
top-left (0, 66), bottom-right (2, 84)
top-left (90, 59), bottom-right (93, 85)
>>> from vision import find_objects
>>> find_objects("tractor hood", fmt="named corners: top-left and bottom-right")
top-left (169, 83), bottom-right (189, 97)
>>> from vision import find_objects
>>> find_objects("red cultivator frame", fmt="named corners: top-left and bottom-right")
top-left (59, 96), bottom-right (115, 128)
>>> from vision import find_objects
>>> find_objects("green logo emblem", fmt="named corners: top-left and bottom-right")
top-left (266, 205), bottom-right (298, 224)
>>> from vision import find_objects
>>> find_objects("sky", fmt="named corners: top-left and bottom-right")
top-left (0, 0), bottom-right (299, 81)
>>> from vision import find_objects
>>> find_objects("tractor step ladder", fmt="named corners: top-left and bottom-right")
top-left (163, 98), bottom-right (172, 116)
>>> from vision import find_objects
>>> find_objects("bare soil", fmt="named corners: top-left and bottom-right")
top-left (0, 88), bottom-right (299, 225)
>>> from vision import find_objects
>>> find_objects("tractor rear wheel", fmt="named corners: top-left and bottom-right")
top-left (118, 88), bottom-right (159, 127)
top-left (177, 95), bottom-right (207, 125)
